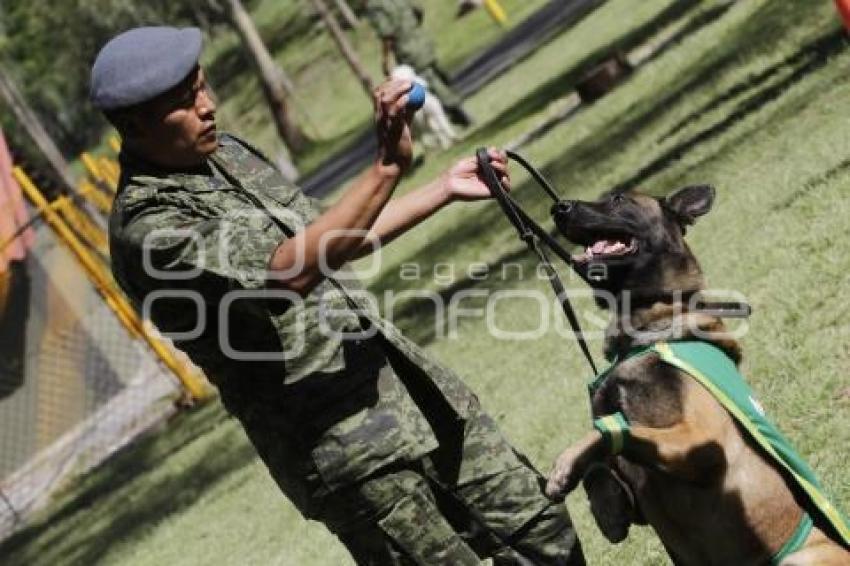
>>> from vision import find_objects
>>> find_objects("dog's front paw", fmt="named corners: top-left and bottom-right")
top-left (546, 446), bottom-right (584, 500)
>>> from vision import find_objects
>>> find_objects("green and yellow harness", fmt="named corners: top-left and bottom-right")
top-left (589, 340), bottom-right (850, 563)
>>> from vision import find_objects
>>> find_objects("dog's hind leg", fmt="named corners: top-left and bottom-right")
top-left (582, 463), bottom-right (637, 543)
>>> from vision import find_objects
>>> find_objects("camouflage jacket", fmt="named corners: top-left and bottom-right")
top-left (365, 0), bottom-right (436, 69)
top-left (109, 134), bottom-right (475, 515)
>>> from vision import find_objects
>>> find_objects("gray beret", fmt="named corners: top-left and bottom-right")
top-left (90, 26), bottom-right (202, 110)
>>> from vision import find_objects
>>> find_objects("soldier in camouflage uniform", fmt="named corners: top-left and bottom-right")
top-left (93, 27), bottom-right (584, 564)
top-left (365, 0), bottom-right (474, 127)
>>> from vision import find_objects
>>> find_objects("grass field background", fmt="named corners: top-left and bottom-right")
top-left (3, 0), bottom-right (850, 564)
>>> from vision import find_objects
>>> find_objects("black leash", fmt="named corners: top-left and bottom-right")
top-left (476, 148), bottom-right (599, 375)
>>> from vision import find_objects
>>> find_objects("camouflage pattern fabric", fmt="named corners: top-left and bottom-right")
top-left (323, 403), bottom-right (585, 565)
top-left (109, 134), bottom-right (583, 563)
top-left (365, 0), bottom-right (437, 70)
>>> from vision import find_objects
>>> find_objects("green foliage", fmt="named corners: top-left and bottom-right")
top-left (2, 2), bottom-right (160, 149)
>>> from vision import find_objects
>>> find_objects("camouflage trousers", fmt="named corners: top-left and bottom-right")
top-left (314, 404), bottom-right (585, 565)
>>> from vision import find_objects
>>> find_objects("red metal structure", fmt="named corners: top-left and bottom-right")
top-left (835, 0), bottom-right (850, 30)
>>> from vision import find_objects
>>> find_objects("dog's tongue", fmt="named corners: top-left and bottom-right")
top-left (590, 240), bottom-right (625, 255)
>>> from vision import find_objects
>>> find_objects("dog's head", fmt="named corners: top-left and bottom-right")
top-left (553, 185), bottom-right (715, 305)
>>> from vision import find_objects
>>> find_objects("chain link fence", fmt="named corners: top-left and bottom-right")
top-left (0, 143), bottom-right (214, 541)
top-left (0, 219), bottom-right (185, 540)
top-left (0, 219), bottom-right (182, 538)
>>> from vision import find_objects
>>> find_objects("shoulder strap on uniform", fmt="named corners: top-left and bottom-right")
top-left (220, 133), bottom-right (279, 171)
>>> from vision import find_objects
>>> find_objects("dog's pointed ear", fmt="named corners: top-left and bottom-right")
top-left (663, 185), bottom-right (715, 227)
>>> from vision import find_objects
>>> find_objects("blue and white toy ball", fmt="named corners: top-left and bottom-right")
top-left (407, 82), bottom-right (426, 111)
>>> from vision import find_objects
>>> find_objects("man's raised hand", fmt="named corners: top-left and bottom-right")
top-left (374, 79), bottom-right (415, 173)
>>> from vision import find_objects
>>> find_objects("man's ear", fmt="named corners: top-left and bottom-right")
top-left (663, 184), bottom-right (715, 226)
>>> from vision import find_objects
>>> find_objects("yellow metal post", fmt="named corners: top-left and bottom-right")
top-left (484, 0), bottom-right (508, 26)
top-left (97, 156), bottom-right (120, 189)
top-left (108, 136), bottom-right (122, 154)
top-left (54, 197), bottom-right (109, 256)
top-left (14, 167), bottom-right (212, 401)
top-left (80, 152), bottom-right (117, 193)
top-left (1, 198), bottom-right (102, 255)
top-left (80, 152), bottom-right (103, 182)
top-left (78, 179), bottom-right (113, 215)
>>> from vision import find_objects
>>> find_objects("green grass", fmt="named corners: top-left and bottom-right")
top-left (5, 0), bottom-right (850, 564)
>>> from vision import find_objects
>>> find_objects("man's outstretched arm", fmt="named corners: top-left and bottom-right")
top-left (348, 149), bottom-right (510, 258)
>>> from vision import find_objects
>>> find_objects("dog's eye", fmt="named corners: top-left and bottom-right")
top-left (611, 193), bottom-right (625, 206)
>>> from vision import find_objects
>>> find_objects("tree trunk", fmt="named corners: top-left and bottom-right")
top-left (223, 0), bottom-right (309, 154)
top-left (0, 68), bottom-right (77, 192)
top-left (310, 0), bottom-right (375, 99)
top-left (332, 0), bottom-right (360, 29)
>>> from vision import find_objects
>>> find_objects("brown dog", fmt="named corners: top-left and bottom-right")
top-left (544, 186), bottom-right (850, 565)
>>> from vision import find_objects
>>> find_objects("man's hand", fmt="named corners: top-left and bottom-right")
top-left (374, 79), bottom-right (414, 172)
top-left (441, 147), bottom-right (511, 203)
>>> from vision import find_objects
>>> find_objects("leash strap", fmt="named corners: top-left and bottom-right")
top-left (505, 150), bottom-right (562, 202)
top-left (476, 148), bottom-right (598, 374)
top-left (504, 193), bottom-right (581, 270)
top-left (529, 236), bottom-right (599, 374)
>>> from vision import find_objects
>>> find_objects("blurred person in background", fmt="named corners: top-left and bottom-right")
top-left (365, 0), bottom-right (474, 127)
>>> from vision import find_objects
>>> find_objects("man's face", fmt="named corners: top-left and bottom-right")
top-left (131, 67), bottom-right (218, 168)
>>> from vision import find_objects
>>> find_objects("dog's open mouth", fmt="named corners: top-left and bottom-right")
top-left (572, 237), bottom-right (638, 263)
